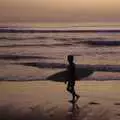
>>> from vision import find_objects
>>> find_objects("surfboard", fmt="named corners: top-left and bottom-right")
top-left (47, 67), bottom-right (94, 82)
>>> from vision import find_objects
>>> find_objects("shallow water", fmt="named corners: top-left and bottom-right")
top-left (0, 27), bottom-right (120, 81)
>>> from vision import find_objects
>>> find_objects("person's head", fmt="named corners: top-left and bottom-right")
top-left (67, 55), bottom-right (74, 64)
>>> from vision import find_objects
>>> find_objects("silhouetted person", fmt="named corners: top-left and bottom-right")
top-left (65, 55), bottom-right (80, 102)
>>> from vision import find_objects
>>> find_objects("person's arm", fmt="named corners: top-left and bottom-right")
top-left (73, 63), bottom-right (77, 81)
top-left (65, 73), bottom-right (68, 84)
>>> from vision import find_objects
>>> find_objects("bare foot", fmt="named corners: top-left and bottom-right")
top-left (76, 95), bottom-right (80, 101)
top-left (68, 99), bottom-right (75, 103)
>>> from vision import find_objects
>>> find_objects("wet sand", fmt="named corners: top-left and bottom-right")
top-left (0, 81), bottom-right (120, 120)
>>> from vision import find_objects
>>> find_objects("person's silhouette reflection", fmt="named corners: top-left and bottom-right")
top-left (65, 55), bottom-right (80, 102)
top-left (67, 102), bottom-right (80, 120)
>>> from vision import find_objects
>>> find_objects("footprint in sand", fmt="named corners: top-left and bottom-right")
top-left (88, 101), bottom-right (100, 105)
top-left (113, 103), bottom-right (120, 118)
top-left (114, 102), bottom-right (120, 106)
top-left (116, 113), bottom-right (120, 116)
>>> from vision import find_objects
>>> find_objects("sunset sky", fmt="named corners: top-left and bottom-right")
top-left (0, 0), bottom-right (120, 23)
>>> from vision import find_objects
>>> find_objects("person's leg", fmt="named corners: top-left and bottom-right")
top-left (67, 82), bottom-right (72, 93)
top-left (67, 82), bottom-right (79, 101)
top-left (71, 82), bottom-right (80, 101)
top-left (67, 82), bottom-right (75, 101)
top-left (71, 86), bottom-right (76, 101)
top-left (71, 82), bottom-right (76, 101)
top-left (75, 94), bottom-right (80, 101)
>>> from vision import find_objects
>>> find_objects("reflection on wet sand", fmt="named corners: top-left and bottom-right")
top-left (67, 102), bottom-right (80, 120)
top-left (0, 103), bottom-right (111, 120)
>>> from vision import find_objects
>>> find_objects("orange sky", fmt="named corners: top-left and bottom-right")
top-left (0, 0), bottom-right (120, 23)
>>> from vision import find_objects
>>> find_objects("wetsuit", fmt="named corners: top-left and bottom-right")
top-left (67, 63), bottom-right (76, 94)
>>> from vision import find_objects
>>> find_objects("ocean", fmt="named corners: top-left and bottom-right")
top-left (0, 24), bottom-right (120, 81)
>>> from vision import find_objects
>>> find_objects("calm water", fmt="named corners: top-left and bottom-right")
top-left (0, 26), bottom-right (120, 81)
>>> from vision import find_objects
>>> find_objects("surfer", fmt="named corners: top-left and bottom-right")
top-left (65, 55), bottom-right (80, 102)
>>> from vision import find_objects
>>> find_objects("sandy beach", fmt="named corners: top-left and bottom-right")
top-left (0, 81), bottom-right (120, 120)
